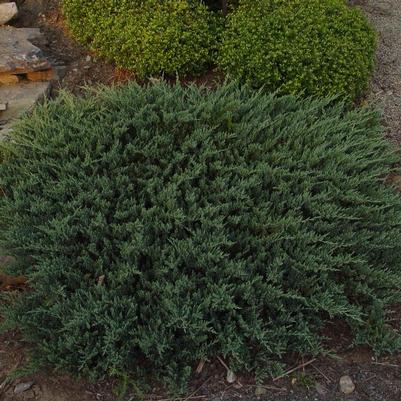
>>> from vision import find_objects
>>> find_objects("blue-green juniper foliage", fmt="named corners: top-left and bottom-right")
top-left (0, 83), bottom-right (401, 390)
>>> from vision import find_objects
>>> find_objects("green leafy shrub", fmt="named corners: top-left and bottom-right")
top-left (62, 0), bottom-right (220, 78)
top-left (1, 83), bottom-right (401, 390)
top-left (218, 0), bottom-right (376, 99)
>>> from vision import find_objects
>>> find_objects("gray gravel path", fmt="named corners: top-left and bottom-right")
top-left (355, 0), bottom-right (401, 144)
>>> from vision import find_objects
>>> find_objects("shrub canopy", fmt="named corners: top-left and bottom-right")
top-left (218, 0), bottom-right (376, 99)
top-left (1, 83), bottom-right (401, 390)
top-left (63, 0), bottom-right (376, 100)
top-left (62, 0), bottom-right (220, 78)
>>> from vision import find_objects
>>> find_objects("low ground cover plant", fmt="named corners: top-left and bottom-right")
top-left (63, 0), bottom-right (376, 100)
top-left (218, 0), bottom-right (376, 99)
top-left (0, 82), bottom-right (400, 390)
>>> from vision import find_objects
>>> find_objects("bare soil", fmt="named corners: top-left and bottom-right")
top-left (0, 0), bottom-right (401, 400)
top-left (1, 323), bottom-right (401, 401)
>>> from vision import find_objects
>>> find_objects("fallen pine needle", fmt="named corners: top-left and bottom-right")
top-left (372, 362), bottom-right (400, 368)
top-left (155, 396), bottom-right (206, 401)
top-left (311, 363), bottom-right (332, 383)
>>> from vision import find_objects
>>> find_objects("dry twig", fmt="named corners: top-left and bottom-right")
top-left (248, 384), bottom-right (286, 392)
top-left (155, 395), bottom-right (206, 401)
top-left (196, 360), bottom-right (206, 374)
top-left (372, 362), bottom-right (400, 368)
top-left (217, 356), bottom-right (229, 371)
top-left (273, 358), bottom-right (317, 382)
top-left (311, 363), bottom-right (332, 383)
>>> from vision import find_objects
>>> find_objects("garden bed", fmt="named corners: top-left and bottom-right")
top-left (1, 323), bottom-right (401, 401)
top-left (1, 1), bottom-right (401, 401)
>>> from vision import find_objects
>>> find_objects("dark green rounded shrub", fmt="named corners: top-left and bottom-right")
top-left (218, 0), bottom-right (376, 99)
top-left (62, 0), bottom-right (220, 78)
top-left (1, 83), bottom-right (401, 390)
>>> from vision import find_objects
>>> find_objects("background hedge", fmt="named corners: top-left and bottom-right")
top-left (63, 0), bottom-right (376, 99)
top-left (63, 0), bottom-right (375, 100)
top-left (1, 83), bottom-right (401, 391)
top-left (62, 0), bottom-right (220, 78)
top-left (218, 0), bottom-right (376, 99)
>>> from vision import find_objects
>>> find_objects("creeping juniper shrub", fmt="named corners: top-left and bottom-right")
top-left (62, 0), bottom-right (221, 78)
top-left (1, 83), bottom-right (401, 390)
top-left (218, 0), bottom-right (376, 100)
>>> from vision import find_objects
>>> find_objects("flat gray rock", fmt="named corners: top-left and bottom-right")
top-left (0, 26), bottom-right (51, 74)
top-left (0, 81), bottom-right (51, 138)
top-left (14, 381), bottom-right (34, 394)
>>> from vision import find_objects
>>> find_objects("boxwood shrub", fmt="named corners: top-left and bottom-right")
top-left (1, 83), bottom-right (401, 390)
top-left (62, 0), bottom-right (220, 78)
top-left (218, 0), bottom-right (376, 99)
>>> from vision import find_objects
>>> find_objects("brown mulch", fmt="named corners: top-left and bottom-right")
top-left (1, 0), bottom-right (401, 400)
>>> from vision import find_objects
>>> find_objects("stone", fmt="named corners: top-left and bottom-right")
top-left (339, 375), bottom-right (355, 395)
top-left (226, 369), bottom-right (236, 383)
top-left (0, 2), bottom-right (18, 25)
top-left (0, 103), bottom-right (7, 111)
top-left (14, 381), bottom-right (34, 394)
top-left (0, 125), bottom-right (12, 140)
top-left (0, 81), bottom-right (51, 139)
top-left (255, 386), bottom-right (267, 397)
top-left (0, 26), bottom-right (52, 75)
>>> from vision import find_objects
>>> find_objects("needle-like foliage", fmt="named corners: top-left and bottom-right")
top-left (0, 82), bottom-right (400, 391)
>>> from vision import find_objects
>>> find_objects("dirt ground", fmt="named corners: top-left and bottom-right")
top-left (1, 0), bottom-right (401, 400)
top-left (9, 0), bottom-right (118, 94)
top-left (1, 321), bottom-right (401, 401)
